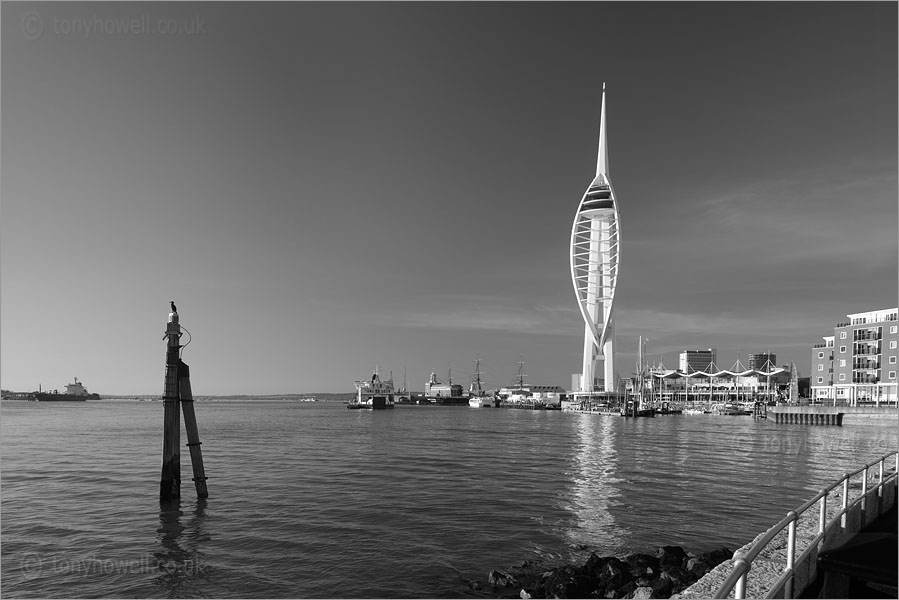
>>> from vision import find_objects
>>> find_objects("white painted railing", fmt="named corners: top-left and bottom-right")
top-left (713, 451), bottom-right (898, 599)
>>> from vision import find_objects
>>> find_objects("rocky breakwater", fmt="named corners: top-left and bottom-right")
top-left (483, 545), bottom-right (732, 599)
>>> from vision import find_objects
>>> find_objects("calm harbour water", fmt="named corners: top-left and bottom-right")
top-left (1, 400), bottom-right (895, 598)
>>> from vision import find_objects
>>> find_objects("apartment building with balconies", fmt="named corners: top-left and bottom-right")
top-left (811, 307), bottom-right (899, 404)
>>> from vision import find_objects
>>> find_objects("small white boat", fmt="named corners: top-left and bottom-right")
top-left (713, 402), bottom-right (745, 416)
top-left (468, 396), bottom-right (493, 408)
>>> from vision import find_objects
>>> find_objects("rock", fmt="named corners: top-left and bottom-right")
top-left (616, 580), bottom-right (638, 598)
top-left (488, 569), bottom-right (519, 588)
top-left (651, 576), bottom-right (674, 598)
top-left (600, 557), bottom-right (632, 589)
top-left (631, 586), bottom-right (653, 599)
top-left (624, 553), bottom-right (660, 578)
top-left (661, 568), bottom-right (686, 582)
top-left (489, 544), bottom-right (734, 599)
top-left (684, 547), bottom-right (733, 580)
top-left (685, 557), bottom-right (703, 573)
top-left (656, 545), bottom-right (688, 570)
top-left (542, 564), bottom-right (593, 599)
top-left (583, 552), bottom-right (609, 579)
top-left (699, 547), bottom-right (733, 568)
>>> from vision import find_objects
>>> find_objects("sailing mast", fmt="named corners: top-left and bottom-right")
top-left (476, 359), bottom-right (483, 392)
top-left (472, 358), bottom-right (484, 394)
top-left (637, 336), bottom-right (645, 415)
top-left (517, 357), bottom-right (527, 390)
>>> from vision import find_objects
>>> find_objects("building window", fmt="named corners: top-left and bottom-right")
top-left (818, 364), bottom-right (824, 371)
top-left (839, 359), bottom-right (846, 367)
top-left (817, 377), bottom-right (823, 384)
top-left (840, 346), bottom-right (846, 353)
top-left (818, 352), bottom-right (824, 359)
top-left (891, 325), bottom-right (898, 334)
top-left (890, 356), bottom-right (897, 365)
top-left (891, 341), bottom-right (898, 350)
top-left (890, 371), bottom-right (897, 380)
top-left (839, 374), bottom-right (846, 381)
top-left (840, 332), bottom-right (847, 339)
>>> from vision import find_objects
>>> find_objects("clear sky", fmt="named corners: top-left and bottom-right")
top-left (2, 2), bottom-right (896, 395)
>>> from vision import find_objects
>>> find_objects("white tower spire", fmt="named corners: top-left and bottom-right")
top-left (570, 83), bottom-right (620, 393)
top-left (596, 82), bottom-right (609, 178)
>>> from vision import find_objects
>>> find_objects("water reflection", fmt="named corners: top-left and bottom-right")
top-left (154, 499), bottom-right (210, 597)
top-left (563, 414), bottom-right (628, 553)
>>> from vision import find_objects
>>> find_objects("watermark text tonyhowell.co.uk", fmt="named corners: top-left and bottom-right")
top-left (17, 551), bottom-right (209, 580)
top-left (21, 11), bottom-right (207, 41)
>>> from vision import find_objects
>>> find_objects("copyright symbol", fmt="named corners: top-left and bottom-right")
top-left (161, 559), bottom-right (177, 575)
top-left (21, 11), bottom-right (43, 40)
top-left (20, 552), bottom-right (42, 580)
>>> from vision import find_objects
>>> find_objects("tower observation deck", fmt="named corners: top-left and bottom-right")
top-left (569, 83), bottom-right (620, 393)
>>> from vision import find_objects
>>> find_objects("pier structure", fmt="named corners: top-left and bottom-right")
top-left (570, 83), bottom-right (620, 396)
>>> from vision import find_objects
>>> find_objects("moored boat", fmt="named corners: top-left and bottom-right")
top-left (468, 359), bottom-right (496, 408)
top-left (424, 368), bottom-right (467, 405)
top-left (350, 369), bottom-right (395, 409)
top-left (713, 402), bottom-right (746, 416)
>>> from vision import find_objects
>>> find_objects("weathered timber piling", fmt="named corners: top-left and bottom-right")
top-left (160, 303), bottom-right (208, 502)
top-left (753, 401), bottom-right (767, 419)
top-left (178, 361), bottom-right (208, 498)
top-left (160, 308), bottom-right (182, 501)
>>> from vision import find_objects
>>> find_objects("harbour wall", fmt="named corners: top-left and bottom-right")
top-left (769, 405), bottom-right (896, 425)
top-left (675, 456), bottom-right (898, 599)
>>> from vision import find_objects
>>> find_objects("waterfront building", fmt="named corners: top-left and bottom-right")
top-left (748, 353), bottom-right (776, 371)
top-left (570, 83), bottom-right (620, 394)
top-left (679, 349), bottom-right (717, 374)
top-left (424, 370), bottom-right (463, 399)
top-left (645, 362), bottom-right (790, 404)
top-left (810, 307), bottom-right (899, 404)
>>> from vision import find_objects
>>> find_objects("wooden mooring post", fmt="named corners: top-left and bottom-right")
top-left (178, 361), bottom-right (208, 498)
top-left (160, 303), bottom-right (208, 502)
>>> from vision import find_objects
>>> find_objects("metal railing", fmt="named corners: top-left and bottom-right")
top-left (713, 451), bottom-right (898, 599)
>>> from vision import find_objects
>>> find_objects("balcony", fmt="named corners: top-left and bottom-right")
top-left (853, 329), bottom-right (881, 341)
top-left (853, 351), bottom-right (879, 357)
top-left (853, 343), bottom-right (881, 356)
top-left (853, 362), bottom-right (880, 370)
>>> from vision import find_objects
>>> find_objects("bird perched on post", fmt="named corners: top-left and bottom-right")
top-left (170, 300), bottom-right (178, 313)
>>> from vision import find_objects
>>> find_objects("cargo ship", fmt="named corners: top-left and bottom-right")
top-left (32, 378), bottom-right (100, 401)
